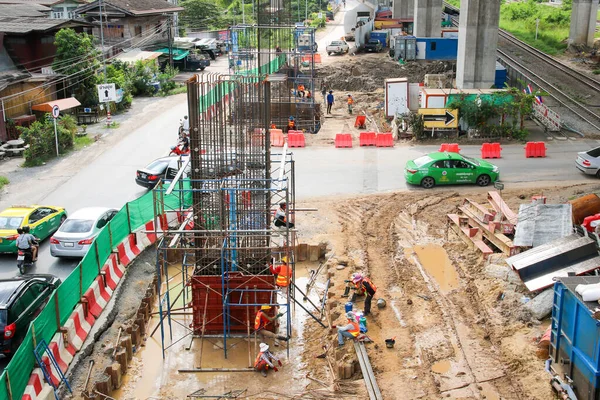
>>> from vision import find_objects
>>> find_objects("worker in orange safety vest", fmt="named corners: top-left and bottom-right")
top-left (335, 312), bottom-right (360, 346)
top-left (254, 305), bottom-right (288, 346)
top-left (351, 272), bottom-right (377, 316)
top-left (254, 343), bottom-right (282, 377)
top-left (347, 94), bottom-right (354, 115)
top-left (270, 258), bottom-right (292, 288)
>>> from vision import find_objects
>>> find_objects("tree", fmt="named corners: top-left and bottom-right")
top-left (180, 0), bottom-right (224, 30)
top-left (53, 28), bottom-right (100, 107)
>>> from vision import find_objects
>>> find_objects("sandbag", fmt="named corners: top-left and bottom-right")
top-left (582, 287), bottom-right (600, 302)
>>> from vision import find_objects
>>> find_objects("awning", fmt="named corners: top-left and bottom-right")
top-left (114, 49), bottom-right (161, 63)
top-left (31, 97), bottom-right (81, 112)
top-left (155, 48), bottom-right (190, 61)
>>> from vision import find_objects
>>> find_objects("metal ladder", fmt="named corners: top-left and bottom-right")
top-left (34, 339), bottom-right (72, 399)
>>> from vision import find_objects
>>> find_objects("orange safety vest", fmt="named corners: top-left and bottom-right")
top-left (298, 84), bottom-right (305, 91)
top-left (254, 310), bottom-right (268, 330)
top-left (254, 351), bottom-right (266, 368)
top-left (348, 320), bottom-right (360, 337)
top-left (288, 120), bottom-right (295, 129)
top-left (276, 263), bottom-right (291, 287)
top-left (363, 277), bottom-right (377, 292)
top-left (347, 97), bottom-right (354, 105)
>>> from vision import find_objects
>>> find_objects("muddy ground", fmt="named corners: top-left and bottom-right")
top-left (298, 182), bottom-right (600, 400)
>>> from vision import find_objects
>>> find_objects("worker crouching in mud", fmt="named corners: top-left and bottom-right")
top-left (254, 343), bottom-right (282, 377)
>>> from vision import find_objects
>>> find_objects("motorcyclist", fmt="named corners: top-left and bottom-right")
top-left (182, 116), bottom-right (190, 135)
top-left (16, 226), bottom-right (39, 262)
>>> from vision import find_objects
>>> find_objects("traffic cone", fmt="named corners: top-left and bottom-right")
top-left (106, 110), bottom-right (112, 127)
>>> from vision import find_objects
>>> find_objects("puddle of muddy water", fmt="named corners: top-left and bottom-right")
top-left (413, 244), bottom-right (459, 293)
top-left (112, 263), bottom-right (319, 399)
top-left (479, 382), bottom-right (501, 400)
top-left (431, 359), bottom-right (451, 374)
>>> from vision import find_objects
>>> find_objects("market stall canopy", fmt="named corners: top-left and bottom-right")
top-left (31, 97), bottom-right (81, 113)
top-left (155, 48), bottom-right (189, 61)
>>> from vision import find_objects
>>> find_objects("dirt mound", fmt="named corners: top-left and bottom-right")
top-left (317, 56), bottom-right (455, 92)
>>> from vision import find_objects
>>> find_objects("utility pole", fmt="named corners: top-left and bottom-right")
top-left (168, 17), bottom-right (173, 68)
top-left (242, 0), bottom-right (245, 24)
top-left (98, 0), bottom-right (107, 82)
top-left (305, 0), bottom-right (307, 20)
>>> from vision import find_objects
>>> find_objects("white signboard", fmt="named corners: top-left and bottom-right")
top-left (97, 83), bottom-right (117, 103)
top-left (385, 78), bottom-right (409, 118)
top-left (51, 105), bottom-right (60, 119)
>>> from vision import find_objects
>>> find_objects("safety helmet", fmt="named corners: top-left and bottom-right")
top-left (261, 305), bottom-right (271, 311)
top-left (281, 256), bottom-right (288, 263)
top-left (259, 343), bottom-right (269, 352)
top-left (346, 311), bottom-right (355, 320)
top-left (352, 272), bottom-right (363, 283)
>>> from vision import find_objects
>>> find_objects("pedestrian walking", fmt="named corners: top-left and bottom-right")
top-left (326, 91), bottom-right (334, 114)
top-left (347, 94), bottom-right (354, 115)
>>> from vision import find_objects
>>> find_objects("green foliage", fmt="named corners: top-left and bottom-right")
top-left (74, 134), bottom-right (93, 150)
top-left (129, 60), bottom-right (159, 96)
top-left (405, 112), bottom-right (425, 140)
top-left (180, 0), bottom-right (224, 30)
top-left (444, 88), bottom-right (537, 139)
top-left (18, 115), bottom-right (75, 166)
top-left (593, 69), bottom-right (600, 75)
top-left (53, 29), bottom-right (100, 107)
top-left (499, 1), bottom-right (570, 55)
top-left (0, 176), bottom-right (9, 190)
top-left (158, 65), bottom-right (178, 95)
top-left (97, 60), bottom-right (133, 110)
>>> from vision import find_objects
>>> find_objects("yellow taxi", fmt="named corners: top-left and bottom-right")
top-left (0, 205), bottom-right (67, 253)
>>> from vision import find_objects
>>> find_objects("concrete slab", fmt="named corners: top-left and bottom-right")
top-left (513, 203), bottom-right (573, 247)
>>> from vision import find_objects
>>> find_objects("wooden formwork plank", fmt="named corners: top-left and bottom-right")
top-left (488, 191), bottom-right (518, 225)
top-left (458, 207), bottom-right (519, 256)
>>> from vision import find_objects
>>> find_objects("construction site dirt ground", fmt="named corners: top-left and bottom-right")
top-left (67, 182), bottom-right (600, 399)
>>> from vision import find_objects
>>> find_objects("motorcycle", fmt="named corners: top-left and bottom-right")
top-left (169, 143), bottom-right (190, 156)
top-left (17, 248), bottom-right (34, 274)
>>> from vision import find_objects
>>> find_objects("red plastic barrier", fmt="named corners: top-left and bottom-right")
top-left (335, 133), bottom-right (353, 148)
top-left (271, 130), bottom-right (285, 147)
top-left (354, 115), bottom-right (366, 129)
top-left (481, 142), bottom-right (502, 159)
top-left (288, 130), bottom-right (302, 135)
top-left (376, 133), bottom-right (394, 147)
top-left (359, 132), bottom-right (377, 146)
top-left (288, 132), bottom-right (306, 148)
top-left (525, 141), bottom-right (546, 158)
top-left (439, 143), bottom-right (460, 153)
top-left (583, 214), bottom-right (600, 232)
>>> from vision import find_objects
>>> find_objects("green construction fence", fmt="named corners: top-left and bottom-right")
top-left (0, 182), bottom-right (191, 400)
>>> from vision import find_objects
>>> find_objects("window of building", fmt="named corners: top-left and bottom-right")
top-left (52, 11), bottom-right (64, 18)
top-left (430, 41), bottom-right (437, 51)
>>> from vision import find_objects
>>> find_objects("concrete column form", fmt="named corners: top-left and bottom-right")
top-left (456, 0), bottom-right (501, 89)
top-left (568, 0), bottom-right (599, 47)
top-left (414, 0), bottom-right (443, 38)
top-left (392, 0), bottom-right (414, 19)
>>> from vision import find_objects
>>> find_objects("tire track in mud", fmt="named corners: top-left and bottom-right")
top-left (337, 192), bottom-right (526, 399)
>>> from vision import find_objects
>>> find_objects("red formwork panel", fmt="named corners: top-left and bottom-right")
top-left (191, 273), bottom-right (276, 334)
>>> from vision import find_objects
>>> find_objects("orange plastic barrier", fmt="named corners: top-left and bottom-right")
top-left (481, 142), bottom-right (502, 159)
top-left (376, 133), bottom-right (394, 147)
top-left (288, 132), bottom-right (306, 148)
top-left (335, 133), bottom-right (353, 148)
top-left (525, 141), bottom-right (546, 158)
top-left (271, 130), bottom-right (285, 147)
top-left (359, 132), bottom-right (377, 146)
top-left (439, 143), bottom-right (460, 153)
top-left (354, 115), bottom-right (366, 129)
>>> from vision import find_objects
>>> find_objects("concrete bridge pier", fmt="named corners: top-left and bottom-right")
top-left (569, 0), bottom-right (599, 48)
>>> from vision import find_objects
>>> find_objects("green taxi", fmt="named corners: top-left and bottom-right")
top-left (0, 205), bottom-right (67, 253)
top-left (404, 152), bottom-right (500, 189)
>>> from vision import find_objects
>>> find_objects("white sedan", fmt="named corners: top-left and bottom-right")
top-left (50, 207), bottom-right (118, 258)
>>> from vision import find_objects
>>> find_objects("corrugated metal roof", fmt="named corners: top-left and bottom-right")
top-left (0, 17), bottom-right (87, 33)
top-left (31, 97), bottom-right (81, 112)
top-left (0, 4), bottom-right (49, 17)
top-left (114, 48), bottom-right (161, 63)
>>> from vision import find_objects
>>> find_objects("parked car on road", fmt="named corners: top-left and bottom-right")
top-left (135, 156), bottom-right (173, 189)
top-left (576, 146), bottom-right (600, 178)
top-left (50, 207), bottom-right (118, 258)
top-left (326, 40), bottom-right (349, 55)
top-left (0, 274), bottom-right (61, 357)
top-left (404, 152), bottom-right (499, 189)
top-left (364, 39), bottom-right (383, 53)
top-left (0, 206), bottom-right (67, 254)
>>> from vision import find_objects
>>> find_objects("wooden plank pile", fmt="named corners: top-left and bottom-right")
top-left (447, 191), bottom-right (522, 258)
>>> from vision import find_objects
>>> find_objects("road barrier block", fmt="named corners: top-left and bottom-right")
top-left (83, 276), bottom-right (113, 318)
top-left (288, 132), bottom-right (306, 148)
top-left (22, 368), bottom-right (53, 400)
top-left (525, 141), bottom-right (547, 158)
top-left (481, 142), bottom-right (502, 159)
top-left (376, 133), bottom-right (394, 147)
top-left (270, 130), bottom-right (285, 147)
top-left (359, 132), bottom-right (377, 146)
top-left (439, 143), bottom-right (460, 153)
top-left (335, 133), bottom-right (353, 148)
top-left (63, 303), bottom-right (95, 351)
top-left (116, 234), bottom-right (141, 267)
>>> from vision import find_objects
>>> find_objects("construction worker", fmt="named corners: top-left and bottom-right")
top-left (254, 343), bottom-right (282, 377)
top-left (326, 91), bottom-right (334, 114)
top-left (336, 312), bottom-right (360, 347)
top-left (298, 83), bottom-right (305, 98)
top-left (347, 94), bottom-right (354, 115)
top-left (270, 257), bottom-right (292, 288)
top-left (287, 116), bottom-right (296, 132)
top-left (254, 305), bottom-right (288, 346)
top-left (352, 273), bottom-right (377, 316)
top-left (306, 90), bottom-right (312, 100)
top-left (274, 202), bottom-right (294, 228)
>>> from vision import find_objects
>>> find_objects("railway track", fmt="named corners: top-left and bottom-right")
top-left (444, 3), bottom-right (600, 132)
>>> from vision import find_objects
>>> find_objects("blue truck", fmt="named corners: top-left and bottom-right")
top-left (549, 276), bottom-right (600, 400)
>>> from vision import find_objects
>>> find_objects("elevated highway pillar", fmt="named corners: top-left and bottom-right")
top-left (569, 0), bottom-right (599, 48)
top-left (414, 0), bottom-right (442, 38)
top-left (393, 0), bottom-right (414, 19)
top-left (456, 0), bottom-right (501, 89)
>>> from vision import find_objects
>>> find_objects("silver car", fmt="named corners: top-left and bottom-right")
top-left (50, 207), bottom-right (117, 258)
top-left (576, 147), bottom-right (600, 178)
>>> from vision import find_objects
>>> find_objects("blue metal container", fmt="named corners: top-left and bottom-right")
top-left (495, 62), bottom-right (507, 89)
top-left (550, 277), bottom-right (600, 400)
top-left (345, 302), bottom-right (353, 313)
top-left (416, 37), bottom-right (458, 60)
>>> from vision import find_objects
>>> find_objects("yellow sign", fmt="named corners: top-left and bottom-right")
top-left (418, 108), bottom-right (459, 129)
